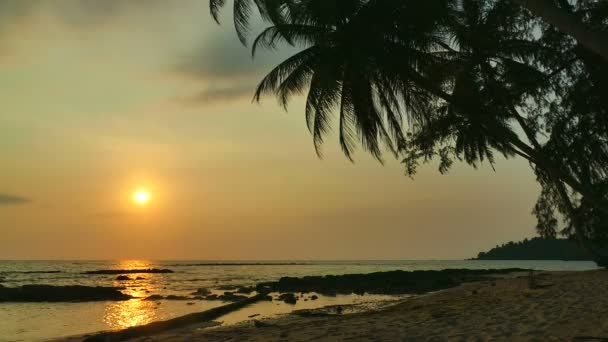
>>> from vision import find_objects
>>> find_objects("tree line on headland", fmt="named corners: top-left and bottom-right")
top-left (207, 0), bottom-right (608, 266)
top-left (475, 237), bottom-right (590, 261)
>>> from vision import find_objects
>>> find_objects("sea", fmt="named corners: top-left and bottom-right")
top-left (0, 260), bottom-right (598, 341)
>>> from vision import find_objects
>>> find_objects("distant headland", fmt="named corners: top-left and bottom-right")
top-left (474, 237), bottom-right (591, 261)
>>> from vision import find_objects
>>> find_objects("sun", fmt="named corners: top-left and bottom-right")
top-left (133, 190), bottom-right (151, 205)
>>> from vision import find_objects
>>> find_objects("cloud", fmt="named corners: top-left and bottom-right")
top-left (178, 83), bottom-right (260, 105)
top-left (173, 24), bottom-right (301, 106)
top-left (0, 194), bottom-right (31, 205)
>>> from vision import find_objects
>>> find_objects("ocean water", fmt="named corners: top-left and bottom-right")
top-left (0, 260), bottom-right (598, 341)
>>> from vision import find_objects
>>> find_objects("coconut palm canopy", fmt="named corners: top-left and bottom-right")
top-left (210, 0), bottom-right (608, 266)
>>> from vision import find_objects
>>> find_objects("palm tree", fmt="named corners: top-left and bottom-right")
top-left (242, 0), bottom-right (456, 160)
top-left (209, 0), bottom-right (608, 266)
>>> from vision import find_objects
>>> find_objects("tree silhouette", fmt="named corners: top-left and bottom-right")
top-left (209, 0), bottom-right (608, 266)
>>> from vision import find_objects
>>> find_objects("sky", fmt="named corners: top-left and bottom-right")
top-left (0, 0), bottom-right (540, 260)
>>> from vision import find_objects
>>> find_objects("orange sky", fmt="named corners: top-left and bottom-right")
top-left (0, 0), bottom-right (540, 260)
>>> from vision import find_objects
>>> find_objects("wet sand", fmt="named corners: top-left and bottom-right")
top-left (93, 270), bottom-right (608, 341)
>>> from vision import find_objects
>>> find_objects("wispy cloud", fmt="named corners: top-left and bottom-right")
top-left (178, 83), bottom-right (259, 105)
top-left (0, 193), bottom-right (31, 205)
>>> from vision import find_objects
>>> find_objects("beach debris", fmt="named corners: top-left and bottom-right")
top-left (248, 313), bottom-right (260, 318)
top-left (84, 268), bottom-right (174, 275)
top-left (278, 293), bottom-right (297, 305)
top-left (0, 285), bottom-right (132, 302)
top-left (116, 275), bottom-right (131, 281)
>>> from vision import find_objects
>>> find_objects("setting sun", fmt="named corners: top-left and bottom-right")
top-left (133, 190), bottom-right (151, 205)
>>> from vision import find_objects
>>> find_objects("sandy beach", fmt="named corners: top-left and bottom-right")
top-left (69, 269), bottom-right (608, 341)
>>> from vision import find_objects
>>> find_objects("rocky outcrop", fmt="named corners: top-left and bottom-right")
top-left (84, 269), bottom-right (174, 275)
top-left (256, 268), bottom-right (528, 296)
top-left (0, 285), bottom-right (132, 302)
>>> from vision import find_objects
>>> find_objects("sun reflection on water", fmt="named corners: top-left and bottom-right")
top-left (103, 298), bottom-right (158, 329)
top-left (103, 260), bottom-right (159, 329)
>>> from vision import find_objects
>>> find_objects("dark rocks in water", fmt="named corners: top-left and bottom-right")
top-left (4, 271), bottom-right (62, 274)
top-left (191, 288), bottom-right (210, 296)
top-left (236, 286), bottom-right (255, 294)
top-left (218, 293), bottom-right (248, 302)
top-left (278, 293), bottom-right (297, 305)
top-left (256, 268), bottom-right (528, 296)
top-left (204, 294), bottom-right (219, 301)
top-left (116, 275), bottom-right (131, 281)
top-left (144, 295), bottom-right (192, 301)
top-left (0, 285), bottom-right (131, 302)
top-left (84, 269), bottom-right (174, 275)
top-left (166, 295), bottom-right (190, 301)
top-left (144, 295), bottom-right (164, 301)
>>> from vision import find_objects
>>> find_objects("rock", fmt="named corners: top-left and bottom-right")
top-left (248, 313), bottom-right (260, 318)
top-left (84, 269), bottom-right (174, 275)
top-left (236, 286), bottom-right (255, 294)
top-left (191, 288), bottom-right (210, 296)
top-left (310, 295), bottom-right (318, 300)
top-left (136, 277), bottom-right (145, 280)
top-left (144, 295), bottom-right (164, 301)
top-left (0, 285), bottom-right (131, 302)
top-left (218, 293), bottom-right (248, 302)
top-left (255, 268), bottom-right (529, 296)
top-left (186, 302), bottom-right (195, 305)
top-left (204, 294), bottom-right (219, 301)
top-left (116, 275), bottom-right (131, 281)
top-left (278, 293), bottom-right (297, 305)
top-left (166, 295), bottom-right (190, 301)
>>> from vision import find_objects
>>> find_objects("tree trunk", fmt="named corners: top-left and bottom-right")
top-left (512, 0), bottom-right (608, 63)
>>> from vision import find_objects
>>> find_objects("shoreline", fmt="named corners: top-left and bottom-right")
top-left (56, 269), bottom-right (608, 341)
